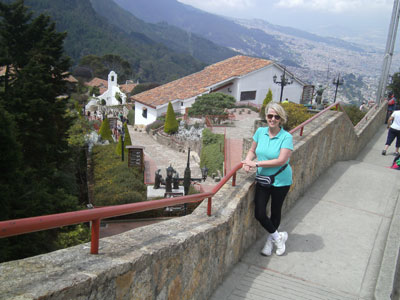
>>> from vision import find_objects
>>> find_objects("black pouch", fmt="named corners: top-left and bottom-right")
top-left (255, 164), bottom-right (288, 188)
top-left (255, 174), bottom-right (275, 188)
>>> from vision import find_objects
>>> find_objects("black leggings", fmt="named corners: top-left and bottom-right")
top-left (254, 183), bottom-right (290, 233)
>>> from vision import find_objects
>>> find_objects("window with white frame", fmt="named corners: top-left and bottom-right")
top-left (142, 107), bottom-right (147, 118)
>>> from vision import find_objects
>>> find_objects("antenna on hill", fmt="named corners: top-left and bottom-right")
top-left (327, 64), bottom-right (330, 81)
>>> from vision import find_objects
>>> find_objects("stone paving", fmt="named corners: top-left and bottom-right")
top-left (127, 125), bottom-right (203, 183)
top-left (210, 125), bottom-right (400, 300)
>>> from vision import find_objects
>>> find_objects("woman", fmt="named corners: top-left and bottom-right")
top-left (242, 102), bottom-right (293, 256)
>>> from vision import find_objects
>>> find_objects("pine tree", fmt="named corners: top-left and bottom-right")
top-left (260, 89), bottom-right (273, 120)
top-left (99, 118), bottom-right (114, 142)
top-left (164, 102), bottom-right (179, 134)
top-left (0, 0), bottom-right (80, 261)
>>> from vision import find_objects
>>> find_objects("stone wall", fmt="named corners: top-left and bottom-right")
top-left (149, 128), bottom-right (202, 156)
top-left (0, 103), bottom-right (387, 300)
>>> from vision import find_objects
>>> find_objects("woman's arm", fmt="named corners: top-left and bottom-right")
top-left (242, 141), bottom-right (257, 172)
top-left (245, 148), bottom-right (292, 169)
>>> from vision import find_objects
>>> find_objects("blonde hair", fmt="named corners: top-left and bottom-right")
top-left (265, 102), bottom-right (287, 124)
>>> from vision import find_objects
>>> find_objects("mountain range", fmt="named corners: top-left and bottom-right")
top-left (13, 0), bottom-right (233, 83)
top-left (6, 0), bottom-right (391, 103)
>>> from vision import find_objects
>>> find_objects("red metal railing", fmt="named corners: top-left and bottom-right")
top-left (0, 162), bottom-right (242, 254)
top-left (224, 128), bottom-right (227, 176)
top-left (0, 101), bottom-right (349, 255)
top-left (290, 102), bottom-right (347, 136)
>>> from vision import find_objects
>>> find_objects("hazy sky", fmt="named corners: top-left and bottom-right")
top-left (178, 0), bottom-right (394, 45)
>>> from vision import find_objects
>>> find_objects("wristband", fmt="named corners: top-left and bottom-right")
top-left (256, 162), bottom-right (259, 168)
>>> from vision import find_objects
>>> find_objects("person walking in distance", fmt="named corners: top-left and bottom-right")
top-left (382, 108), bottom-right (400, 156)
top-left (242, 102), bottom-right (293, 256)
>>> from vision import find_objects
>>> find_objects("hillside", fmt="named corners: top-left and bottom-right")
top-left (113, 0), bottom-right (296, 63)
top-left (16, 0), bottom-right (206, 83)
top-left (89, 0), bottom-right (238, 65)
top-left (112, 0), bottom-right (390, 104)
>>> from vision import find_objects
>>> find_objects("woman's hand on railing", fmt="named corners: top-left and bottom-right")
top-left (241, 160), bottom-right (254, 173)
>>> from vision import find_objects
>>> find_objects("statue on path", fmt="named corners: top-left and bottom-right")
top-left (314, 85), bottom-right (326, 105)
top-left (154, 169), bottom-right (162, 189)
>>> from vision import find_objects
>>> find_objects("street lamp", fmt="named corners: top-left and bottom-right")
top-left (332, 74), bottom-right (344, 102)
top-left (201, 166), bottom-right (209, 181)
top-left (121, 124), bottom-right (125, 162)
top-left (273, 67), bottom-right (294, 102)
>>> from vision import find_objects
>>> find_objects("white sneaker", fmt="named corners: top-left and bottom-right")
top-left (274, 232), bottom-right (288, 256)
top-left (260, 235), bottom-right (273, 256)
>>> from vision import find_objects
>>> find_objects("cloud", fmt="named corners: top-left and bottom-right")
top-left (178, 0), bottom-right (256, 11)
top-left (275, 0), bottom-right (392, 13)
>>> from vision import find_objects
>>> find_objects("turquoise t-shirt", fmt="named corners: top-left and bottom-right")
top-left (253, 127), bottom-right (293, 187)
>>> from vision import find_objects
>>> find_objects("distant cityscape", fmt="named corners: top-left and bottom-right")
top-left (237, 18), bottom-right (400, 105)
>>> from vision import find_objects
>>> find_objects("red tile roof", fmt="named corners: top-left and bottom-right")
top-left (86, 77), bottom-right (108, 88)
top-left (64, 74), bottom-right (78, 83)
top-left (132, 55), bottom-right (273, 108)
top-left (120, 83), bottom-right (137, 94)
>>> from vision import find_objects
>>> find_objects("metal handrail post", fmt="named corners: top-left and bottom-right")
top-left (90, 219), bottom-right (100, 254)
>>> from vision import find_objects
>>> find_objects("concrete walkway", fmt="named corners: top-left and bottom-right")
top-left (127, 125), bottom-right (203, 184)
top-left (211, 125), bottom-right (400, 300)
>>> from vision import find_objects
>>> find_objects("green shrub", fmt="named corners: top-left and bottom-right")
top-left (281, 102), bottom-right (312, 131)
top-left (260, 89), bottom-right (273, 120)
top-left (98, 118), bottom-right (113, 143)
top-left (115, 123), bottom-right (132, 156)
top-left (92, 144), bottom-right (146, 206)
top-left (200, 129), bottom-right (224, 175)
top-left (164, 102), bottom-right (179, 134)
top-left (54, 224), bottom-right (90, 249)
top-left (342, 104), bottom-right (366, 125)
top-left (202, 128), bottom-right (220, 145)
top-left (89, 86), bottom-right (100, 96)
top-left (127, 109), bottom-right (135, 125)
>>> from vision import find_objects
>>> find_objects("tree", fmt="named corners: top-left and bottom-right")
top-left (342, 104), bottom-right (366, 126)
top-left (389, 72), bottom-right (400, 100)
top-left (79, 54), bottom-right (132, 83)
top-left (281, 102), bottom-right (312, 131)
top-left (0, 0), bottom-right (80, 261)
top-left (188, 92), bottom-right (236, 116)
top-left (164, 102), bottom-right (179, 134)
top-left (260, 89), bottom-right (273, 120)
top-left (115, 92), bottom-right (122, 104)
top-left (99, 118), bottom-right (114, 142)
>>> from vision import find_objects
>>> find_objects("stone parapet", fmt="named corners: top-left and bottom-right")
top-left (0, 103), bottom-right (387, 300)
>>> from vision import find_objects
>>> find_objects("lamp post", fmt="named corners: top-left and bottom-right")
top-left (273, 67), bottom-right (294, 103)
top-left (201, 166), bottom-right (209, 181)
top-left (332, 74), bottom-right (344, 102)
top-left (121, 124), bottom-right (125, 162)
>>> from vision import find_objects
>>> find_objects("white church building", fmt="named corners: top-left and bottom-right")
top-left (85, 71), bottom-right (127, 112)
top-left (132, 55), bottom-right (306, 126)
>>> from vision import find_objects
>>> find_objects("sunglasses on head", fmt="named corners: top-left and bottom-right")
top-left (266, 114), bottom-right (281, 120)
